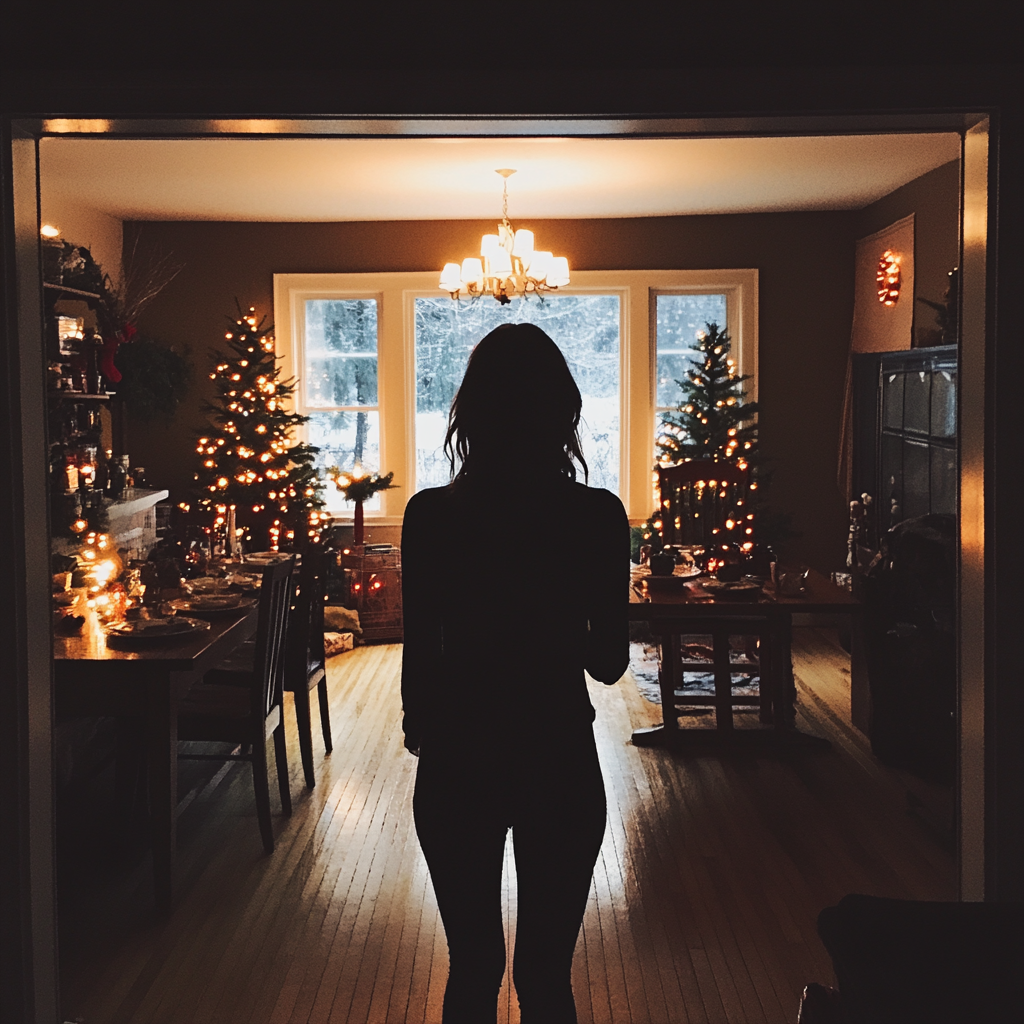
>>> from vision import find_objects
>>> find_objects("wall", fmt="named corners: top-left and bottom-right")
top-left (855, 160), bottom-right (961, 345)
top-left (124, 213), bottom-right (856, 569)
top-left (39, 197), bottom-right (122, 288)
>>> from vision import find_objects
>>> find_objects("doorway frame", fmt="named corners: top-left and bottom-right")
top-left (3, 72), bottom-right (1019, 1022)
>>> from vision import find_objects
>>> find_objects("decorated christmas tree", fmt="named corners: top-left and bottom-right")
top-left (639, 321), bottom-right (762, 558)
top-left (655, 321), bottom-right (758, 466)
top-left (191, 305), bottom-right (327, 551)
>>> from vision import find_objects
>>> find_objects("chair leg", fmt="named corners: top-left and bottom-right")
top-left (317, 678), bottom-right (333, 755)
top-left (293, 687), bottom-right (316, 790)
top-left (273, 723), bottom-right (292, 817)
top-left (251, 739), bottom-right (275, 854)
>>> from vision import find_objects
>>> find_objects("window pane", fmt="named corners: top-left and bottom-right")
top-left (414, 295), bottom-right (621, 493)
top-left (304, 299), bottom-right (378, 407)
top-left (306, 409), bottom-right (381, 513)
top-left (655, 293), bottom-right (727, 408)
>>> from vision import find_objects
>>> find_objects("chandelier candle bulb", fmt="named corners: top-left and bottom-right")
top-left (547, 257), bottom-right (571, 287)
top-left (489, 247), bottom-right (512, 277)
top-left (440, 263), bottom-right (462, 292)
top-left (461, 258), bottom-right (483, 289)
top-left (512, 229), bottom-right (534, 257)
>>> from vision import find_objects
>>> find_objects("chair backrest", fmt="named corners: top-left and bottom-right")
top-left (286, 546), bottom-right (326, 692)
top-left (252, 557), bottom-right (296, 720)
top-left (657, 460), bottom-right (750, 549)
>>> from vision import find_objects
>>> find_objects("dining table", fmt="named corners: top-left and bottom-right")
top-left (53, 595), bottom-right (259, 910)
top-left (628, 566), bottom-right (860, 750)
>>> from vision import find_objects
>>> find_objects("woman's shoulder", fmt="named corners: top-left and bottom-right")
top-left (566, 481), bottom-right (628, 522)
top-left (404, 485), bottom-right (453, 519)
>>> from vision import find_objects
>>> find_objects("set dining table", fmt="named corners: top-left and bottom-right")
top-left (53, 582), bottom-right (262, 911)
top-left (628, 566), bottom-right (860, 749)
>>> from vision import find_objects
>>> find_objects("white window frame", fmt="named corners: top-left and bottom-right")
top-left (291, 291), bottom-right (383, 514)
top-left (275, 269), bottom-right (757, 524)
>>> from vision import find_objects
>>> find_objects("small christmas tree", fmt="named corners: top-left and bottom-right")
top-left (191, 305), bottom-right (327, 551)
top-left (655, 321), bottom-right (758, 467)
top-left (639, 321), bottom-right (761, 557)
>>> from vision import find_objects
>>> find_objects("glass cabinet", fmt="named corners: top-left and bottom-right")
top-left (852, 345), bottom-right (957, 552)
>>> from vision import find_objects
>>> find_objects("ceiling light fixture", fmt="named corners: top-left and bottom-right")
top-left (439, 169), bottom-right (569, 305)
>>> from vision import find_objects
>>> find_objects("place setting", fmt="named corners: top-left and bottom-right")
top-left (104, 615), bottom-right (211, 647)
top-left (165, 591), bottom-right (258, 618)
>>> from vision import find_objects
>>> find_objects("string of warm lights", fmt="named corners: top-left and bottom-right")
top-left (877, 249), bottom-right (902, 306)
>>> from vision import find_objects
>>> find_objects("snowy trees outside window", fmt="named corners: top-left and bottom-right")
top-left (414, 295), bottom-right (621, 492)
top-left (302, 299), bottom-right (382, 513)
top-left (655, 293), bottom-right (728, 447)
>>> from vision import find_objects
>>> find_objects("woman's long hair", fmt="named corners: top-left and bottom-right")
top-left (444, 322), bottom-right (588, 483)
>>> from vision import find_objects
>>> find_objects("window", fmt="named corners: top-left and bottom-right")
top-left (414, 294), bottom-right (620, 492)
top-left (654, 292), bottom-right (728, 453)
top-left (302, 298), bottom-right (381, 513)
top-left (275, 270), bottom-right (756, 523)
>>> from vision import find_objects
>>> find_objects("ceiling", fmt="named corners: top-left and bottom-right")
top-left (39, 134), bottom-right (961, 222)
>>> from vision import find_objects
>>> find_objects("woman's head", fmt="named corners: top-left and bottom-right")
top-left (444, 322), bottom-right (588, 483)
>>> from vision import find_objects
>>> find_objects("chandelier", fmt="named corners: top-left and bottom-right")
top-left (439, 169), bottom-right (570, 305)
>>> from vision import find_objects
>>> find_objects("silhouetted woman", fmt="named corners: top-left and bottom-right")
top-left (402, 322), bottom-right (629, 1024)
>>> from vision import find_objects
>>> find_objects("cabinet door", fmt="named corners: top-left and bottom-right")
top-left (931, 444), bottom-right (957, 515)
top-left (903, 439), bottom-right (931, 519)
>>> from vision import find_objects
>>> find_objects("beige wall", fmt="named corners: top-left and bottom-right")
top-left (855, 159), bottom-right (960, 344)
top-left (122, 160), bottom-right (959, 572)
top-left (123, 213), bottom-right (853, 570)
top-left (39, 197), bottom-right (123, 288)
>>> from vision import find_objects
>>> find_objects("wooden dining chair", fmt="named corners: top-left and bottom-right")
top-left (656, 459), bottom-right (751, 551)
top-left (654, 460), bottom-right (767, 724)
top-left (284, 546), bottom-right (332, 790)
top-left (177, 557), bottom-right (295, 853)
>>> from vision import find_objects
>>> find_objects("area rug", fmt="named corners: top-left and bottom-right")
top-left (628, 640), bottom-right (760, 706)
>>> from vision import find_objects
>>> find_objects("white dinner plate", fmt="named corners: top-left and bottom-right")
top-left (105, 616), bottom-right (211, 644)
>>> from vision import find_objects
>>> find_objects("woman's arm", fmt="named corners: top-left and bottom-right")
top-left (400, 490), bottom-right (444, 752)
top-left (585, 489), bottom-right (631, 684)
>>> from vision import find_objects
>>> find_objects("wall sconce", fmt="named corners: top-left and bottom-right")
top-left (877, 249), bottom-right (902, 306)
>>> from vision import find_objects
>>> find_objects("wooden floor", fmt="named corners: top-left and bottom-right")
top-left (58, 629), bottom-right (955, 1024)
